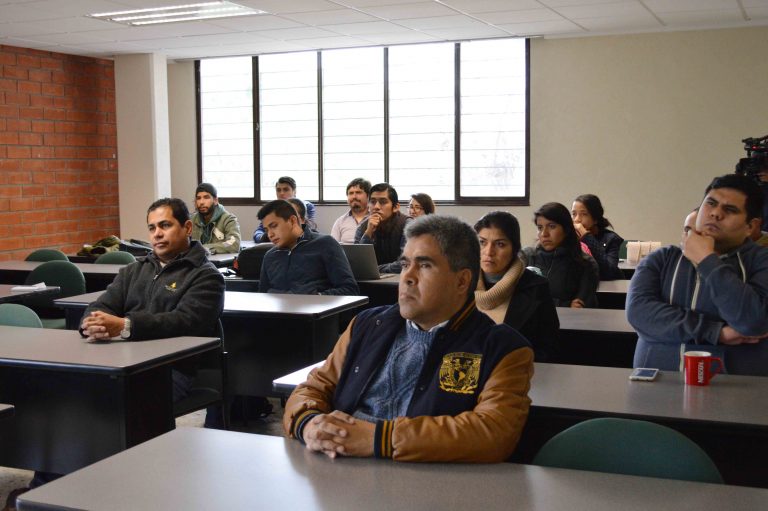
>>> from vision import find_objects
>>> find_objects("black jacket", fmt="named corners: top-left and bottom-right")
top-left (500, 269), bottom-right (560, 362)
top-left (83, 241), bottom-right (225, 340)
top-left (581, 229), bottom-right (624, 280)
top-left (333, 301), bottom-right (531, 422)
top-left (521, 246), bottom-right (599, 307)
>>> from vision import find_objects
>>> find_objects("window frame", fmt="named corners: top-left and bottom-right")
top-left (196, 39), bottom-right (530, 206)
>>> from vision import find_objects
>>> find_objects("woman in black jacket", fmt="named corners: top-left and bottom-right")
top-left (474, 211), bottom-right (559, 362)
top-left (571, 194), bottom-right (624, 280)
top-left (521, 202), bottom-right (599, 308)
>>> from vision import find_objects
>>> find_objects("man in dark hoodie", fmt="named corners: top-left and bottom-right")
top-left (354, 183), bottom-right (411, 274)
top-left (191, 182), bottom-right (241, 254)
top-left (628, 174), bottom-right (768, 375)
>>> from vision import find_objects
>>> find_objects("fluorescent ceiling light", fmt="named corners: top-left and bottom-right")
top-left (88, 1), bottom-right (264, 26)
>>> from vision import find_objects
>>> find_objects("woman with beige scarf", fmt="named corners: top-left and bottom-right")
top-left (474, 212), bottom-right (560, 362)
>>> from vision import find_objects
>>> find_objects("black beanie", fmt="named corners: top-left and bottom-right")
top-left (196, 182), bottom-right (217, 198)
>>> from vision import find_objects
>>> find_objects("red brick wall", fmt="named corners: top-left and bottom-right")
top-left (0, 44), bottom-right (118, 261)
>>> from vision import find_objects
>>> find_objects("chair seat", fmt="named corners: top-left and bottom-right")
top-left (40, 317), bottom-right (67, 330)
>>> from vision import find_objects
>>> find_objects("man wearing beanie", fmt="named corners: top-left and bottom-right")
top-left (191, 182), bottom-right (242, 254)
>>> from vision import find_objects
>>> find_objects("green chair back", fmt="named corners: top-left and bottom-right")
top-left (533, 418), bottom-right (723, 484)
top-left (0, 303), bottom-right (43, 328)
top-left (95, 251), bottom-right (136, 264)
top-left (619, 240), bottom-right (641, 260)
top-left (25, 249), bottom-right (68, 262)
top-left (23, 261), bottom-right (86, 324)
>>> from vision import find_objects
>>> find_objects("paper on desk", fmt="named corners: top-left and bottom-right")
top-left (11, 282), bottom-right (47, 292)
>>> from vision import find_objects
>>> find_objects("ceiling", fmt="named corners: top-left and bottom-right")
top-left (0, 0), bottom-right (767, 61)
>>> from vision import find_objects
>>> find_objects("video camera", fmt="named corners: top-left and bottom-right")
top-left (736, 135), bottom-right (768, 180)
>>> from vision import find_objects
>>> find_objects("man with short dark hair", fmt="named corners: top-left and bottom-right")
top-left (19, 198), bottom-right (226, 499)
top-left (253, 176), bottom-right (315, 242)
top-left (284, 215), bottom-right (534, 462)
top-left (81, 197), bottom-right (224, 346)
top-left (628, 174), bottom-right (768, 375)
top-left (331, 178), bottom-right (371, 244)
top-left (354, 183), bottom-right (411, 273)
top-left (258, 199), bottom-right (358, 295)
top-left (191, 182), bottom-right (241, 254)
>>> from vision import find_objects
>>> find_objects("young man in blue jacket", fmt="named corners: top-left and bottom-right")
top-left (258, 199), bottom-right (358, 296)
top-left (628, 174), bottom-right (768, 375)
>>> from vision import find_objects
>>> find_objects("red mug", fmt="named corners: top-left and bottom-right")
top-left (684, 351), bottom-right (723, 386)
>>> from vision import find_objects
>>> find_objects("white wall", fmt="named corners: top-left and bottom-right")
top-left (115, 53), bottom-right (171, 239)
top-left (166, 26), bottom-right (768, 246)
top-left (168, 61), bottom-right (198, 205)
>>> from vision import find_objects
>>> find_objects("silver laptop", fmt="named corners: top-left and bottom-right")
top-left (341, 244), bottom-right (395, 280)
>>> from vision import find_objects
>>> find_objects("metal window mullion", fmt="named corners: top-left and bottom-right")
top-left (195, 60), bottom-right (203, 184)
top-left (317, 51), bottom-right (324, 202)
top-left (454, 43), bottom-right (461, 201)
top-left (384, 47), bottom-right (389, 184)
top-left (253, 56), bottom-right (261, 201)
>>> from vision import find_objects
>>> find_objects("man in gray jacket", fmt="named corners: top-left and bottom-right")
top-left (628, 174), bottom-right (768, 375)
top-left (81, 197), bottom-right (225, 396)
top-left (191, 182), bottom-right (241, 254)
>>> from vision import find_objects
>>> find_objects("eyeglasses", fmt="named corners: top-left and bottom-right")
top-left (408, 203), bottom-right (423, 212)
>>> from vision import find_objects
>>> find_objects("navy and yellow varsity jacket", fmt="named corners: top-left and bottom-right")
top-left (284, 301), bottom-right (534, 462)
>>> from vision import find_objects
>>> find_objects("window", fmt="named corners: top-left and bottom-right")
top-left (258, 52), bottom-right (319, 200)
top-left (322, 47), bottom-right (384, 201)
top-left (460, 38), bottom-right (527, 198)
top-left (388, 43), bottom-right (455, 200)
top-left (198, 56), bottom-right (254, 198)
top-left (198, 38), bottom-right (529, 204)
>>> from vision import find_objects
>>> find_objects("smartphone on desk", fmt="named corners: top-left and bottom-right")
top-left (629, 368), bottom-right (659, 381)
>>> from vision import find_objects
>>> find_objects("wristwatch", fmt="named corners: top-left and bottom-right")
top-left (120, 317), bottom-right (132, 339)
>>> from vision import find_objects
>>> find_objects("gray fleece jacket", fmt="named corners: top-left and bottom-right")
top-left (83, 241), bottom-right (225, 341)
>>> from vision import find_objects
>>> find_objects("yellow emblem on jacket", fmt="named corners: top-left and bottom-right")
top-left (439, 352), bottom-right (482, 394)
top-left (165, 282), bottom-right (177, 292)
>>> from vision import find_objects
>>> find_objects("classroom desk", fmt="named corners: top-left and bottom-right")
top-left (0, 403), bottom-right (13, 420)
top-left (273, 362), bottom-right (768, 488)
top-left (520, 364), bottom-right (768, 488)
top-left (618, 259), bottom-right (637, 279)
top-left (0, 284), bottom-right (60, 304)
top-left (205, 253), bottom-right (236, 267)
top-left (68, 252), bottom-right (236, 267)
top-left (595, 279), bottom-right (629, 309)
top-left (556, 307), bottom-right (636, 367)
top-left (0, 260), bottom-right (123, 292)
top-left (55, 291), bottom-right (368, 397)
top-left (356, 273), bottom-right (400, 307)
top-left (17, 428), bottom-right (768, 511)
top-left (0, 326), bottom-right (219, 475)
top-left (359, 275), bottom-right (630, 309)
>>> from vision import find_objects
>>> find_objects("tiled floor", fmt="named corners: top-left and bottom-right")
top-left (0, 398), bottom-right (285, 507)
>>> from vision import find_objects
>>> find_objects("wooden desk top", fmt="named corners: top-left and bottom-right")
top-left (224, 292), bottom-right (367, 319)
top-left (0, 403), bottom-right (13, 420)
top-left (0, 326), bottom-right (219, 376)
top-left (17, 428), bottom-right (768, 511)
top-left (596, 279), bottom-right (629, 294)
top-left (56, 291), bottom-right (368, 320)
top-left (0, 284), bottom-right (60, 304)
top-left (0, 260), bottom-right (124, 275)
top-left (274, 362), bottom-right (768, 430)
top-left (556, 307), bottom-right (634, 333)
top-left (531, 363), bottom-right (768, 429)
